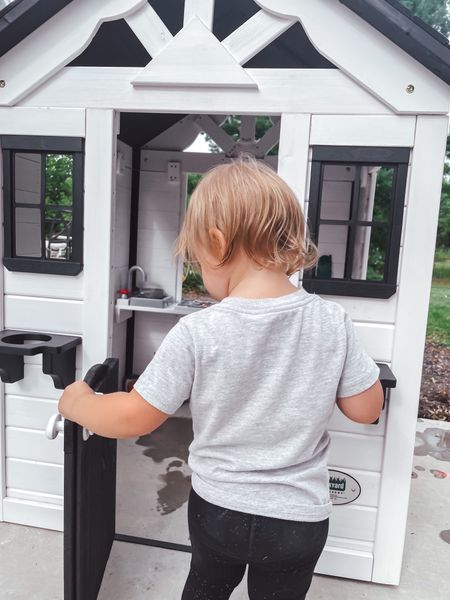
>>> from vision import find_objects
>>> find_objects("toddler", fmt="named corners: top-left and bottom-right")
top-left (59, 155), bottom-right (384, 600)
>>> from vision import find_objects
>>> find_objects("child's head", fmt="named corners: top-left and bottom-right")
top-left (174, 154), bottom-right (318, 295)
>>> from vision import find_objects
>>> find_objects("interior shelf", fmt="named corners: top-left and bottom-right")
top-left (115, 299), bottom-right (209, 321)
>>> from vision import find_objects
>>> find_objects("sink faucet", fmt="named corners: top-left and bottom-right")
top-left (127, 265), bottom-right (147, 294)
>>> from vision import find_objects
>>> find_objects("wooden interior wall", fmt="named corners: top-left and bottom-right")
top-left (132, 166), bottom-right (186, 374)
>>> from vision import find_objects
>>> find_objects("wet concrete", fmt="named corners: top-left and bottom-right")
top-left (414, 426), bottom-right (450, 461)
top-left (135, 416), bottom-right (193, 515)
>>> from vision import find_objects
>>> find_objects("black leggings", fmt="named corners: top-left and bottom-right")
top-left (181, 487), bottom-right (329, 600)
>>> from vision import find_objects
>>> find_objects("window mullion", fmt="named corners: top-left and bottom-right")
top-left (40, 153), bottom-right (46, 259)
top-left (343, 165), bottom-right (361, 279)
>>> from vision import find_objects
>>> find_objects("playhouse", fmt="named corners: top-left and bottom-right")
top-left (0, 0), bottom-right (449, 596)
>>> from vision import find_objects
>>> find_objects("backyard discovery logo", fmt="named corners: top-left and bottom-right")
top-left (328, 470), bottom-right (361, 505)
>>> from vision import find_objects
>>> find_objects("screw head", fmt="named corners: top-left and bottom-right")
top-left (0, 80), bottom-right (5, 88)
top-left (406, 84), bottom-right (415, 94)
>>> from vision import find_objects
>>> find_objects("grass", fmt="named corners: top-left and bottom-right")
top-left (426, 279), bottom-right (450, 346)
top-left (433, 248), bottom-right (450, 279)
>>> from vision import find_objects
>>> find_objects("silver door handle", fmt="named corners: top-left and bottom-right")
top-left (45, 413), bottom-right (93, 441)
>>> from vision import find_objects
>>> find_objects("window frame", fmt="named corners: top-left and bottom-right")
top-left (302, 146), bottom-right (410, 299)
top-left (1, 135), bottom-right (84, 275)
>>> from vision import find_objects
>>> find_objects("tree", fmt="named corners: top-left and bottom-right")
top-left (398, 0), bottom-right (450, 38)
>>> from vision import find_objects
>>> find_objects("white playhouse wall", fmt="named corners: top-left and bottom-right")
top-left (0, 111), bottom-right (131, 530)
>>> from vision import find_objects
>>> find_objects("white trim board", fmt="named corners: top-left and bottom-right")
top-left (255, 0), bottom-right (450, 113)
top-left (0, 107), bottom-right (85, 137)
top-left (20, 68), bottom-right (394, 115)
top-left (82, 109), bottom-right (117, 372)
top-left (141, 150), bottom-right (278, 173)
top-left (310, 115), bottom-right (416, 147)
top-left (184, 0), bottom-right (215, 30)
top-left (371, 115), bottom-right (449, 585)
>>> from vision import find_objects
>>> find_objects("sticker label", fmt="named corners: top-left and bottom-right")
top-left (328, 469), bottom-right (361, 505)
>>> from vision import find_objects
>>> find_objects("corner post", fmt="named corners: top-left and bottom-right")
top-left (82, 109), bottom-right (118, 374)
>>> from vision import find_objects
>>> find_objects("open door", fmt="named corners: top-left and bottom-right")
top-left (62, 358), bottom-right (119, 600)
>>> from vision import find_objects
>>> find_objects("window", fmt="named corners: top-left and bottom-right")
top-left (302, 146), bottom-right (409, 298)
top-left (1, 136), bottom-right (84, 275)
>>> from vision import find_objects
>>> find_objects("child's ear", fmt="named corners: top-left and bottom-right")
top-left (208, 228), bottom-right (226, 259)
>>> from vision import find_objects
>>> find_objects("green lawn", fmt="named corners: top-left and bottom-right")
top-left (433, 248), bottom-right (450, 279)
top-left (426, 280), bottom-right (450, 346)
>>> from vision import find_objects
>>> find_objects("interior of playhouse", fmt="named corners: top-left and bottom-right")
top-left (71, 110), bottom-right (389, 545)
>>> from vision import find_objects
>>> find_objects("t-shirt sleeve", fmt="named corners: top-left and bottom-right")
top-left (133, 320), bottom-right (194, 415)
top-left (336, 312), bottom-right (380, 398)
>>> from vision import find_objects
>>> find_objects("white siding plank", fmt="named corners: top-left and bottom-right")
top-left (6, 428), bottom-right (64, 465)
top-left (4, 271), bottom-right (83, 300)
top-left (311, 115), bottom-right (416, 147)
top-left (330, 505), bottom-right (377, 542)
top-left (5, 396), bottom-right (58, 430)
top-left (2, 497), bottom-right (62, 531)
top-left (7, 488), bottom-right (62, 506)
top-left (354, 323), bottom-right (393, 362)
top-left (329, 432), bottom-right (384, 472)
top-left (0, 107), bottom-right (85, 136)
top-left (314, 294), bottom-right (397, 325)
top-left (316, 546), bottom-right (372, 581)
top-left (4, 296), bottom-right (83, 334)
top-left (6, 458), bottom-right (63, 496)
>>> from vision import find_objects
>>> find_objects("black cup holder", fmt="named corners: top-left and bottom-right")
top-left (2, 333), bottom-right (52, 345)
top-left (0, 329), bottom-right (82, 388)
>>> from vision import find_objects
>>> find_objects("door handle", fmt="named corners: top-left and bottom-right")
top-left (45, 358), bottom-right (118, 442)
top-left (45, 413), bottom-right (64, 440)
top-left (45, 412), bottom-right (93, 441)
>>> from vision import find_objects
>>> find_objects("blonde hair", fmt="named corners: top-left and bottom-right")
top-left (174, 154), bottom-right (318, 277)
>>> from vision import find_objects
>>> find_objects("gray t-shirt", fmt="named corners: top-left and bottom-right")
top-left (134, 287), bottom-right (380, 522)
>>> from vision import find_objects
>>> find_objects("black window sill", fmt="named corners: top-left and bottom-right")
top-left (3, 258), bottom-right (82, 276)
top-left (302, 278), bottom-right (397, 299)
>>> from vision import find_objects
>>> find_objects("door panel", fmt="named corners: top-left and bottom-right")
top-left (64, 358), bottom-right (118, 600)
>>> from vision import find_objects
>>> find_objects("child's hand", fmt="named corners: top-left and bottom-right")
top-left (58, 381), bottom-right (94, 421)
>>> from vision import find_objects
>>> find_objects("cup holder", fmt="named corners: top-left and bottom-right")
top-left (0, 329), bottom-right (82, 388)
top-left (2, 333), bottom-right (52, 345)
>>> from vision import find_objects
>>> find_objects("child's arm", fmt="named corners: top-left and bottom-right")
top-left (58, 380), bottom-right (169, 439)
top-left (336, 379), bottom-right (384, 424)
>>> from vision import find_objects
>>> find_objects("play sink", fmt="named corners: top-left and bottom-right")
top-left (129, 291), bottom-right (173, 308)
